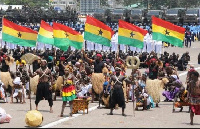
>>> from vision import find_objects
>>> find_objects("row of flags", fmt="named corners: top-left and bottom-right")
top-left (2, 16), bottom-right (186, 51)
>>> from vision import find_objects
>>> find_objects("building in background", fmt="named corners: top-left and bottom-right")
top-left (80, 0), bottom-right (100, 15)
top-left (50, 0), bottom-right (77, 10)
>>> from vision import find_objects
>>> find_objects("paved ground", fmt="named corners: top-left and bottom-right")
top-left (1, 41), bottom-right (200, 128)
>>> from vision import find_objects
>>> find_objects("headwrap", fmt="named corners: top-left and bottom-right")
top-left (60, 56), bottom-right (65, 61)
top-left (75, 62), bottom-right (80, 66)
top-left (78, 59), bottom-right (83, 63)
top-left (171, 75), bottom-right (178, 80)
top-left (115, 67), bottom-right (121, 71)
top-left (13, 77), bottom-right (21, 85)
top-left (41, 60), bottom-right (47, 64)
top-left (96, 54), bottom-right (102, 58)
top-left (65, 65), bottom-right (73, 73)
top-left (117, 61), bottom-right (122, 65)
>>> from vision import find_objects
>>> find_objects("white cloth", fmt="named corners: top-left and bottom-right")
top-left (45, 44), bottom-right (52, 50)
top-left (13, 77), bottom-right (21, 85)
top-left (146, 33), bottom-right (153, 53)
top-left (130, 46), bottom-right (136, 52)
top-left (13, 86), bottom-right (26, 99)
top-left (77, 83), bottom-right (92, 97)
top-left (71, 46), bottom-right (76, 51)
top-left (155, 41), bottom-right (162, 55)
top-left (95, 43), bottom-right (102, 51)
top-left (102, 45), bottom-right (110, 52)
top-left (120, 44), bottom-right (126, 53)
top-left (37, 42), bottom-right (45, 50)
top-left (0, 107), bottom-right (12, 123)
top-left (26, 82), bottom-right (29, 90)
top-left (86, 40), bottom-right (94, 51)
top-left (0, 84), bottom-right (5, 100)
top-left (136, 47), bottom-right (142, 53)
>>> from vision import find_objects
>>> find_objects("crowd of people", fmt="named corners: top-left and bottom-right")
top-left (0, 18), bottom-right (200, 125)
top-left (0, 40), bottom-right (199, 125)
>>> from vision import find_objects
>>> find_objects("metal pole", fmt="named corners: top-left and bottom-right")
top-left (29, 64), bottom-right (32, 110)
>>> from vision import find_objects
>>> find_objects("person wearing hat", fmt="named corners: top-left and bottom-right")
top-left (59, 65), bottom-right (76, 117)
top-left (10, 76), bottom-right (26, 104)
top-left (82, 49), bottom-right (105, 103)
top-left (16, 58), bottom-right (26, 72)
top-left (28, 60), bottom-right (53, 113)
top-left (107, 66), bottom-right (133, 116)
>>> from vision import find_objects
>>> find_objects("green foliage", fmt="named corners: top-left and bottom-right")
top-left (101, 0), bottom-right (109, 7)
top-left (3, 0), bottom-right (49, 7)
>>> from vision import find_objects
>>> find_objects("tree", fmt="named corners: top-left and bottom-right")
top-left (101, 0), bottom-right (109, 7)
top-left (3, 0), bottom-right (49, 7)
top-left (123, 0), bottom-right (139, 7)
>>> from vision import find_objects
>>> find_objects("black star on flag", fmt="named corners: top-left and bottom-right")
top-left (65, 33), bottom-right (69, 38)
top-left (130, 31), bottom-right (135, 38)
top-left (98, 29), bottom-right (103, 36)
top-left (17, 32), bottom-right (22, 38)
top-left (165, 29), bottom-right (170, 36)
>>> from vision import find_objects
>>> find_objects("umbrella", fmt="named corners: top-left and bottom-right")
top-left (20, 53), bottom-right (40, 110)
top-left (21, 53), bottom-right (41, 65)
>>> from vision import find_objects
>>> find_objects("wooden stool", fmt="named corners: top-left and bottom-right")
top-left (72, 97), bottom-right (91, 114)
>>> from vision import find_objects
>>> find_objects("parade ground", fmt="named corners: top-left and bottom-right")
top-left (1, 41), bottom-right (200, 128)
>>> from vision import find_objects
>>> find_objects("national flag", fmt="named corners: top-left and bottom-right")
top-left (53, 22), bottom-right (84, 51)
top-left (152, 16), bottom-right (185, 47)
top-left (118, 20), bottom-right (148, 49)
top-left (37, 20), bottom-right (54, 45)
top-left (2, 18), bottom-right (38, 47)
top-left (84, 16), bottom-right (114, 46)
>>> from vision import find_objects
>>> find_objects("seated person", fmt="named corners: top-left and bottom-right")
top-left (174, 87), bottom-right (190, 112)
top-left (0, 80), bottom-right (7, 103)
top-left (77, 76), bottom-right (92, 98)
top-left (11, 76), bottom-right (26, 104)
top-left (162, 75), bottom-right (182, 102)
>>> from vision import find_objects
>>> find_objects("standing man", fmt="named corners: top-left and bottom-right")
top-left (187, 71), bottom-right (200, 125)
top-left (28, 60), bottom-right (53, 113)
top-left (82, 49), bottom-right (105, 104)
top-left (107, 67), bottom-right (133, 116)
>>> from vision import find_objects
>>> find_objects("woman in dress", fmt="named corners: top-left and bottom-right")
top-left (59, 65), bottom-right (77, 117)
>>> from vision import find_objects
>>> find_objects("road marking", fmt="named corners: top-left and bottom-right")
top-left (41, 67), bottom-right (200, 128)
top-left (40, 105), bottom-right (98, 128)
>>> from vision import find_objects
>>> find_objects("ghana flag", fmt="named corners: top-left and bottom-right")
top-left (118, 20), bottom-right (148, 49)
top-left (84, 16), bottom-right (114, 46)
top-left (2, 18), bottom-right (37, 47)
top-left (152, 16), bottom-right (185, 47)
top-left (37, 20), bottom-right (54, 45)
top-left (53, 22), bottom-right (83, 51)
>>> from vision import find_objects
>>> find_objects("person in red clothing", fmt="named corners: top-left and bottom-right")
top-left (187, 71), bottom-right (200, 125)
top-left (145, 51), bottom-right (159, 80)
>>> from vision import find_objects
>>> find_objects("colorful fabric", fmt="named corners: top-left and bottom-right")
top-left (62, 85), bottom-right (77, 101)
top-left (118, 20), bottom-right (147, 49)
top-left (152, 16), bottom-right (185, 47)
top-left (2, 18), bottom-right (37, 47)
top-left (53, 22), bottom-right (83, 51)
top-left (16, 60), bottom-right (26, 65)
top-left (189, 95), bottom-right (200, 105)
top-left (37, 20), bottom-right (54, 45)
top-left (84, 16), bottom-right (114, 46)
top-left (162, 87), bottom-right (180, 101)
top-left (191, 105), bottom-right (200, 115)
